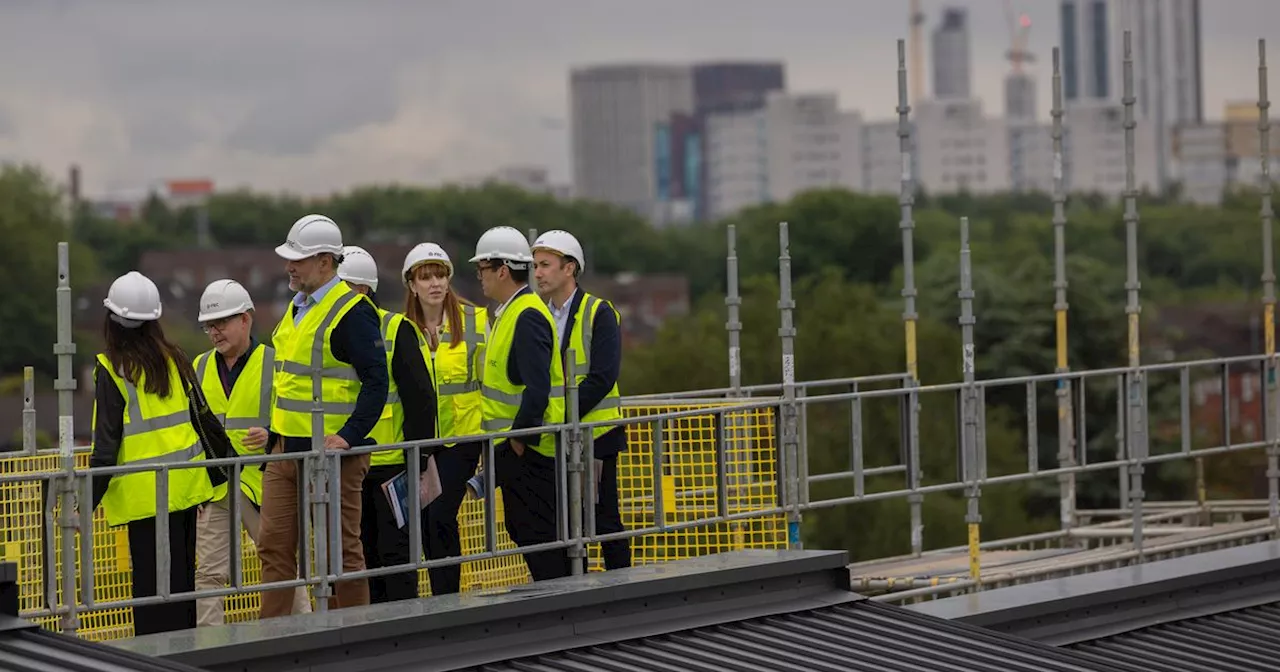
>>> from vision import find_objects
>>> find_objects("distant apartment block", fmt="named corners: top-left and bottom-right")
top-left (463, 165), bottom-right (572, 200)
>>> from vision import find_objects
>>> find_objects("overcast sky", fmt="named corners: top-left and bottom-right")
top-left (1, 0), bottom-right (1277, 198)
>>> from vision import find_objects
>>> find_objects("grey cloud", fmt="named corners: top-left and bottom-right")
top-left (0, 107), bottom-right (12, 137)
top-left (224, 83), bottom-right (401, 155)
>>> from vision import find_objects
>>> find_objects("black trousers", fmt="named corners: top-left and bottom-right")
top-left (495, 442), bottom-right (572, 582)
top-left (127, 506), bottom-right (198, 636)
top-left (595, 453), bottom-right (631, 570)
top-left (360, 464), bottom-right (418, 604)
top-left (422, 441), bottom-right (482, 595)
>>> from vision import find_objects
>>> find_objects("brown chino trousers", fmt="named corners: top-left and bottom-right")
top-left (257, 441), bottom-right (371, 618)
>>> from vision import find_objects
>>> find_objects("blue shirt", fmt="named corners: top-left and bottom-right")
top-left (293, 274), bottom-right (342, 325)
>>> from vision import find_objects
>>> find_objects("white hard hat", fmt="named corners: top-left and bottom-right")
top-left (198, 279), bottom-right (255, 322)
top-left (402, 242), bottom-right (454, 283)
top-left (337, 245), bottom-right (379, 292)
top-left (469, 226), bottom-right (533, 267)
top-left (104, 271), bottom-right (162, 325)
top-left (531, 229), bottom-right (586, 273)
top-left (275, 214), bottom-right (344, 261)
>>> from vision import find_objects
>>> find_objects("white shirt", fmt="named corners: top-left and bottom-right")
top-left (493, 285), bottom-right (530, 322)
top-left (547, 287), bottom-right (578, 341)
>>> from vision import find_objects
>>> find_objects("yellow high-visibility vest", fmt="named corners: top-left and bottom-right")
top-left (433, 304), bottom-right (487, 445)
top-left (194, 343), bottom-right (273, 505)
top-left (481, 291), bottom-right (564, 457)
top-left (566, 293), bottom-right (623, 439)
top-left (369, 310), bottom-right (428, 466)
top-left (270, 280), bottom-right (374, 438)
top-left (94, 353), bottom-right (214, 527)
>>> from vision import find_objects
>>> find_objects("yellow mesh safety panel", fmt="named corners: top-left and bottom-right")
top-left (0, 402), bottom-right (783, 641)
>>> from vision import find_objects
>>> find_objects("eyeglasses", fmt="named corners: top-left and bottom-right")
top-left (201, 316), bottom-right (236, 334)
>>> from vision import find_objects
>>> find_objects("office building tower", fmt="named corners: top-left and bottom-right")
top-left (932, 7), bottom-right (972, 99)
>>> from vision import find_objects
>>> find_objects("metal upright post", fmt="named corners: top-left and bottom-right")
top-left (54, 242), bottom-right (79, 634)
top-left (565, 353), bottom-right (586, 575)
top-left (1121, 31), bottom-right (1148, 558)
top-left (897, 38), bottom-right (924, 557)
top-left (958, 218), bottom-right (982, 585)
top-left (726, 224), bottom-right (742, 397)
top-left (1051, 47), bottom-right (1078, 538)
top-left (22, 367), bottom-right (36, 455)
top-left (1258, 39), bottom-right (1279, 535)
top-left (309, 377), bottom-right (331, 612)
top-left (778, 222), bottom-right (802, 550)
top-left (528, 228), bottom-right (539, 246)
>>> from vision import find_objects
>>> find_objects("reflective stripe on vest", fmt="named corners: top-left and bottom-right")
top-left (481, 291), bottom-right (565, 457)
top-left (194, 344), bottom-right (273, 505)
top-left (370, 310), bottom-right (420, 466)
top-left (568, 293), bottom-right (623, 439)
top-left (94, 353), bottom-right (214, 527)
top-left (435, 304), bottom-right (487, 445)
top-left (270, 282), bottom-right (369, 438)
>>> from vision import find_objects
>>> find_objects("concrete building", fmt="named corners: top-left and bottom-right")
top-left (1171, 101), bottom-right (1280, 204)
top-left (704, 92), bottom-right (862, 219)
top-left (932, 8), bottom-right (972, 100)
top-left (1060, 101), bottom-right (1160, 195)
top-left (1008, 122), bottom-right (1056, 194)
top-left (1060, 0), bottom-right (1203, 190)
top-left (914, 99), bottom-right (1010, 195)
top-left (466, 165), bottom-right (572, 200)
top-left (861, 120), bottom-right (914, 196)
top-left (569, 64), bottom-right (694, 218)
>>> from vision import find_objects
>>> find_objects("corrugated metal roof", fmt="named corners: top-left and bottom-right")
top-left (0, 618), bottom-right (208, 672)
top-left (460, 600), bottom-right (1146, 672)
top-left (1068, 601), bottom-right (1280, 672)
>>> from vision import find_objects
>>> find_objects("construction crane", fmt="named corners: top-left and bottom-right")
top-left (909, 0), bottom-right (924, 102)
top-left (1004, 0), bottom-right (1035, 73)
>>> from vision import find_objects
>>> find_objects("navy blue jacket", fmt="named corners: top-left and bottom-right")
top-left (504, 286), bottom-right (556, 447)
top-left (562, 289), bottom-right (627, 459)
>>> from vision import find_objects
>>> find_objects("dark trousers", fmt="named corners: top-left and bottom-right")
top-left (496, 442), bottom-right (572, 582)
top-left (422, 441), bottom-right (482, 595)
top-left (360, 464), bottom-right (419, 604)
top-left (128, 506), bottom-right (198, 636)
top-left (595, 453), bottom-right (631, 570)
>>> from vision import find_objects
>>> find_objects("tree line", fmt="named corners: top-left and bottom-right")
top-left (2, 162), bottom-right (1272, 559)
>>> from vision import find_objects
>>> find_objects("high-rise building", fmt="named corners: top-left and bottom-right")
top-left (653, 62), bottom-right (786, 222)
top-left (703, 92), bottom-right (862, 219)
top-left (931, 8), bottom-right (972, 99)
top-left (569, 64), bottom-right (694, 218)
top-left (1059, 0), bottom-right (1203, 189)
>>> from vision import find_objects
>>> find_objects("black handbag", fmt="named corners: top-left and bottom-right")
top-left (180, 365), bottom-right (236, 488)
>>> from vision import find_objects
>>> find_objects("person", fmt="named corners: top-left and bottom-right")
top-left (88, 271), bottom-right (215, 636)
top-left (258, 214), bottom-right (388, 618)
top-left (401, 242), bottom-right (487, 595)
top-left (191, 279), bottom-right (312, 625)
top-left (531, 230), bottom-right (631, 571)
top-left (469, 226), bottom-right (570, 581)
top-left (336, 246), bottom-right (438, 604)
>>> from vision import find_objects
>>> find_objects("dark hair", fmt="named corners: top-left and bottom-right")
top-left (102, 314), bottom-right (196, 398)
top-left (405, 262), bottom-right (475, 348)
top-left (509, 266), bottom-right (530, 284)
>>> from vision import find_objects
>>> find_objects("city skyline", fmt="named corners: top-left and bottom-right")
top-left (0, 0), bottom-right (1276, 198)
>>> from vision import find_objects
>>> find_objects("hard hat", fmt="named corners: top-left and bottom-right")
top-left (402, 242), bottom-right (454, 284)
top-left (198, 279), bottom-right (255, 322)
top-left (103, 271), bottom-right (162, 324)
top-left (469, 226), bottom-right (533, 267)
top-left (531, 229), bottom-right (586, 273)
top-left (337, 245), bottom-right (379, 292)
top-left (275, 214), bottom-right (344, 261)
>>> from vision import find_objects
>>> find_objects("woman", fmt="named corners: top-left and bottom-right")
top-left (89, 271), bottom-right (217, 636)
top-left (402, 243), bottom-right (487, 596)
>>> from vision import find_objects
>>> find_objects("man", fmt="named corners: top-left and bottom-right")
top-left (336, 246), bottom-right (438, 603)
top-left (258, 214), bottom-right (388, 618)
top-left (470, 225), bottom-right (570, 581)
top-left (531, 230), bottom-right (631, 571)
top-left (192, 279), bottom-right (312, 625)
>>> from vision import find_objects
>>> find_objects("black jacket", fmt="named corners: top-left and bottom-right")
top-left (561, 289), bottom-right (627, 459)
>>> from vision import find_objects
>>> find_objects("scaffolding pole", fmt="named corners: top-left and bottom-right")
top-left (778, 222), bottom-right (802, 549)
top-left (1259, 39), bottom-right (1279, 535)
top-left (54, 242), bottom-right (79, 634)
top-left (958, 217), bottom-right (981, 584)
top-left (897, 38), bottom-right (924, 557)
top-left (726, 224), bottom-right (742, 397)
top-left (1050, 47), bottom-right (1077, 538)
top-left (1121, 31), bottom-right (1148, 558)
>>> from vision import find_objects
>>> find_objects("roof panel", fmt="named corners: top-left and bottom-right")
top-left (1068, 602), bottom-right (1280, 672)
top-left (0, 624), bottom-right (207, 672)
top-left (462, 601), bottom-right (1142, 672)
